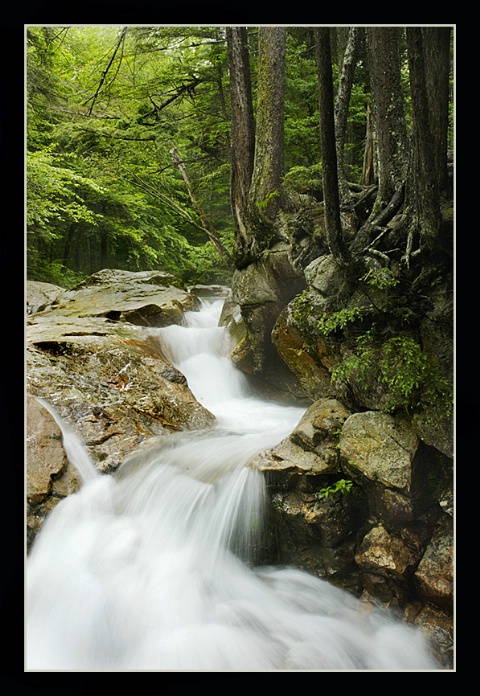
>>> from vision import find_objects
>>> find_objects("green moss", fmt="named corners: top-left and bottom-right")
top-left (331, 334), bottom-right (452, 418)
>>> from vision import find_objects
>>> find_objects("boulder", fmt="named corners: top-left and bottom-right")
top-left (249, 398), bottom-right (352, 489)
top-left (26, 270), bottom-right (216, 543)
top-left (271, 305), bottom-right (339, 401)
top-left (230, 244), bottom-right (305, 374)
top-left (249, 397), bottom-right (366, 583)
top-left (56, 268), bottom-right (200, 325)
top-left (189, 284), bottom-right (231, 298)
top-left (354, 524), bottom-right (422, 582)
top-left (27, 281), bottom-right (65, 315)
top-left (414, 515), bottom-right (454, 611)
top-left (338, 411), bottom-right (439, 524)
top-left (26, 395), bottom-right (80, 550)
top-left (303, 254), bottom-right (350, 302)
top-left (339, 411), bottom-right (419, 492)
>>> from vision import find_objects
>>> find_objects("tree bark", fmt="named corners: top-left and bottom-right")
top-left (422, 27), bottom-right (451, 195)
top-left (366, 28), bottom-right (408, 217)
top-left (334, 26), bottom-right (361, 212)
top-left (226, 27), bottom-right (256, 261)
top-left (361, 102), bottom-right (375, 186)
top-left (403, 27), bottom-right (443, 252)
top-left (247, 27), bottom-right (286, 251)
top-left (170, 147), bottom-right (233, 269)
top-left (315, 27), bottom-right (349, 266)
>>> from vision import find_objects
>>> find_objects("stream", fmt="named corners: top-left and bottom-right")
top-left (26, 298), bottom-right (441, 671)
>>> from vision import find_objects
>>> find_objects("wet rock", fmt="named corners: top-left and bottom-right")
top-left (189, 284), bottom-right (230, 297)
top-left (290, 398), bottom-right (351, 453)
top-left (405, 603), bottom-right (454, 669)
top-left (26, 395), bottom-right (76, 504)
top-left (303, 254), bottom-right (350, 302)
top-left (271, 306), bottom-right (336, 401)
top-left (26, 395), bottom-right (81, 551)
top-left (219, 292), bottom-right (247, 351)
top-left (415, 515), bottom-right (454, 611)
top-left (26, 270), bottom-right (216, 544)
top-left (262, 488), bottom-right (364, 580)
top-left (250, 438), bottom-right (335, 489)
top-left (249, 399), bottom-right (352, 488)
top-left (339, 411), bottom-right (419, 492)
top-left (56, 268), bottom-right (200, 323)
top-left (354, 524), bottom-right (421, 582)
top-left (27, 281), bottom-right (65, 315)
top-left (231, 244), bottom-right (305, 374)
top-left (339, 411), bottom-right (441, 525)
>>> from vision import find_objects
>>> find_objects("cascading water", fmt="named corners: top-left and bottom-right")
top-left (26, 297), bottom-right (441, 671)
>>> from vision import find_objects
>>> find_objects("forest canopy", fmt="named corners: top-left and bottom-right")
top-left (26, 25), bottom-right (454, 288)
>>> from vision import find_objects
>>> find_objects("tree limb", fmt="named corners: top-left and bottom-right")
top-left (170, 147), bottom-right (233, 269)
top-left (85, 27), bottom-right (127, 116)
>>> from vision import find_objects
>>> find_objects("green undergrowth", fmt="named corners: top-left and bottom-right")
top-left (290, 264), bottom-right (452, 420)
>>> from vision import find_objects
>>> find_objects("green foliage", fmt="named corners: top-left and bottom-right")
top-left (27, 148), bottom-right (105, 233)
top-left (26, 26), bottom-right (235, 285)
top-left (360, 267), bottom-right (400, 290)
top-left (256, 189), bottom-right (280, 209)
top-left (317, 478), bottom-right (353, 499)
top-left (331, 333), bottom-right (453, 417)
top-left (282, 164), bottom-right (323, 195)
top-left (291, 291), bottom-right (315, 333)
top-left (284, 31), bottom-right (321, 169)
top-left (317, 306), bottom-right (365, 335)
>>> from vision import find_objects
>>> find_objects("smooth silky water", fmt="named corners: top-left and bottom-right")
top-left (26, 298), bottom-right (441, 671)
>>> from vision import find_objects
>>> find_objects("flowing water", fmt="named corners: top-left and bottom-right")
top-left (26, 298), bottom-right (441, 671)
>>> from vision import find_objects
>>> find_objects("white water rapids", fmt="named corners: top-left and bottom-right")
top-left (26, 298), bottom-right (441, 671)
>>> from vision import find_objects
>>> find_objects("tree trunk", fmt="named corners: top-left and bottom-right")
top-left (361, 102), bottom-right (375, 186)
top-left (366, 27), bottom-right (408, 217)
top-left (226, 27), bottom-right (256, 263)
top-left (334, 26), bottom-right (361, 212)
top-left (315, 27), bottom-right (349, 266)
top-left (62, 224), bottom-right (76, 269)
top-left (100, 229), bottom-right (108, 269)
top-left (247, 27), bottom-right (286, 252)
top-left (404, 27), bottom-right (442, 251)
top-left (422, 27), bottom-right (451, 195)
top-left (170, 147), bottom-right (233, 269)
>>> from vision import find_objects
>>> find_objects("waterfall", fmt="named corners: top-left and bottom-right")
top-left (26, 297), bottom-right (441, 671)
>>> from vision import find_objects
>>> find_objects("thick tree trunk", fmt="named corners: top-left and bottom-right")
top-left (315, 27), bottom-right (349, 266)
top-left (247, 26), bottom-right (286, 253)
top-left (334, 26), bottom-right (361, 213)
top-left (226, 27), bottom-right (256, 262)
top-left (422, 27), bottom-right (451, 195)
top-left (404, 27), bottom-right (442, 251)
top-left (366, 28), bottom-right (408, 218)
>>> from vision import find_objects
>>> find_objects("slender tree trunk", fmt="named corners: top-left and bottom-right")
top-left (226, 27), bottom-right (256, 262)
top-left (63, 224), bottom-right (76, 268)
top-left (366, 27), bottom-right (408, 217)
top-left (170, 147), bottom-right (233, 269)
top-left (315, 27), bottom-right (349, 266)
top-left (100, 229), bottom-right (108, 269)
top-left (334, 26), bottom-right (361, 212)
